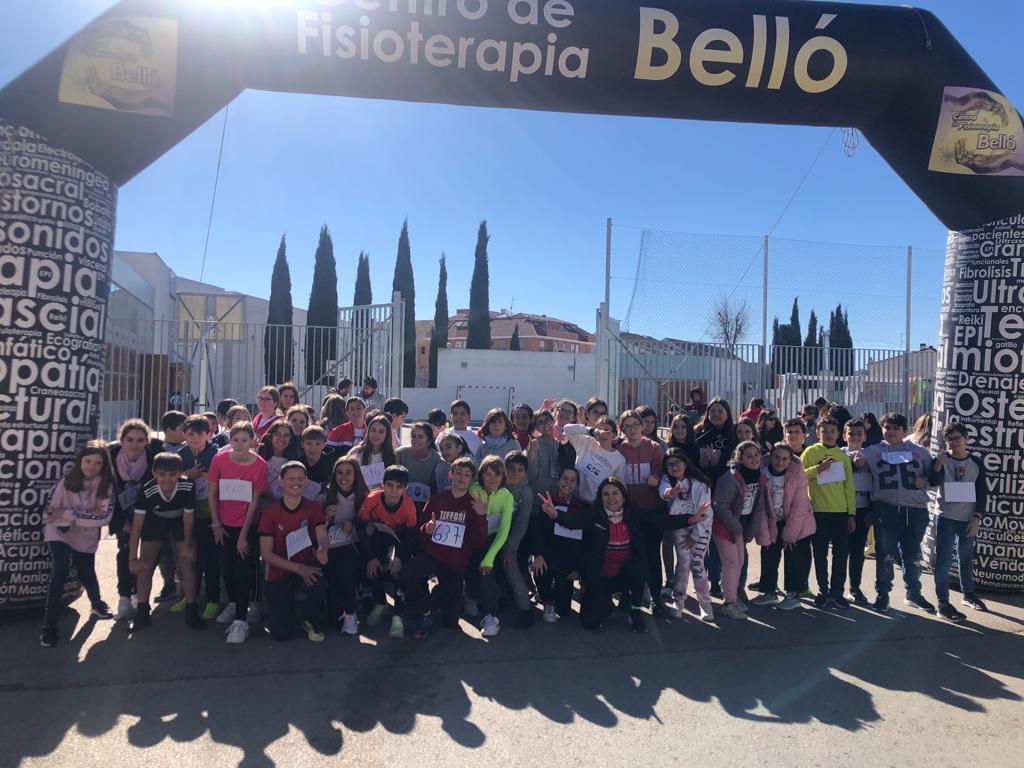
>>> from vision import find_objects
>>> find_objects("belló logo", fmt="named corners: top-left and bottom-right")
top-left (58, 16), bottom-right (179, 118)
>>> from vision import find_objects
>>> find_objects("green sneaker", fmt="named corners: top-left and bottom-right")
top-left (201, 602), bottom-right (220, 621)
top-left (367, 604), bottom-right (387, 626)
top-left (170, 598), bottom-right (187, 614)
top-left (799, 588), bottom-right (814, 599)
top-left (388, 615), bottom-right (404, 638)
top-left (302, 620), bottom-right (325, 642)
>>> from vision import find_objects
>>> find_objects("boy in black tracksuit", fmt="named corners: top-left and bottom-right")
top-left (532, 468), bottom-right (591, 620)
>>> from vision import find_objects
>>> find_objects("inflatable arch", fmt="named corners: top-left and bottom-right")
top-left (1, 0), bottom-right (1023, 610)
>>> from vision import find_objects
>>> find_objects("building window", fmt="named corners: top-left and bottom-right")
top-left (420, 346), bottom-right (426, 354)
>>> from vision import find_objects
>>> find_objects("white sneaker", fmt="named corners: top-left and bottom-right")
top-left (481, 614), bottom-right (500, 637)
top-left (341, 614), bottom-right (358, 635)
top-left (225, 619), bottom-right (249, 644)
top-left (543, 605), bottom-right (558, 623)
top-left (114, 596), bottom-right (133, 621)
top-left (722, 602), bottom-right (747, 620)
top-left (216, 604), bottom-right (236, 624)
top-left (751, 591), bottom-right (782, 607)
top-left (776, 594), bottom-right (802, 611)
top-left (246, 602), bottom-right (264, 623)
top-left (464, 597), bottom-right (480, 617)
top-left (698, 601), bottom-right (715, 622)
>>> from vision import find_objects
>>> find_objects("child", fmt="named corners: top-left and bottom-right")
top-left (383, 398), bottom-right (410, 448)
top-left (348, 414), bottom-right (397, 490)
top-left (298, 425), bottom-right (335, 490)
top-left (800, 404), bottom-right (820, 446)
top-left (258, 461), bottom-right (330, 642)
top-left (426, 408), bottom-right (448, 440)
top-left (319, 394), bottom-right (346, 434)
top-left (500, 451), bottom-right (535, 627)
top-left (465, 455), bottom-right (515, 637)
top-left (532, 467), bottom-right (589, 622)
top-left (278, 382), bottom-right (299, 412)
top-left (402, 458), bottom-right (489, 636)
top-left (734, 417), bottom-right (757, 444)
top-left (324, 456), bottom-right (370, 634)
top-left (435, 399), bottom-right (483, 455)
top-left (127, 452), bottom-right (204, 632)
top-left (636, 405), bottom-right (666, 449)
top-left (177, 414), bottom-right (221, 621)
top-left (659, 448), bottom-right (714, 621)
top-left (757, 409), bottom-right (783, 453)
top-left (562, 417), bottom-right (627, 505)
top-left (475, 408), bottom-right (519, 461)
top-left (712, 441), bottom-right (770, 620)
top-left (751, 444), bottom-right (815, 611)
top-left (583, 397), bottom-right (610, 428)
top-left (327, 396), bottom-right (368, 451)
top-left (435, 433), bottom-right (471, 493)
top-left (396, 422), bottom-right (441, 513)
top-left (801, 417), bottom-right (857, 609)
top-left (209, 422), bottom-right (268, 643)
top-left (160, 410), bottom-right (188, 452)
top-left (862, 412), bottom-right (934, 614)
top-left (511, 403), bottom-right (535, 449)
top-left (253, 386), bottom-right (283, 441)
top-left (358, 465), bottom-right (418, 638)
top-left (928, 422), bottom-right (988, 621)
top-left (212, 399), bottom-right (238, 449)
top-left (843, 419), bottom-right (874, 605)
top-left (783, 418), bottom-right (808, 457)
top-left (527, 408), bottom-right (560, 499)
top-left (286, 405), bottom-right (310, 440)
top-left (259, 421), bottom-right (300, 500)
top-left (40, 441), bottom-right (115, 647)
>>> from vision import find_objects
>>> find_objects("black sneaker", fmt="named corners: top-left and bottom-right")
top-left (873, 594), bottom-right (890, 614)
top-left (184, 603), bottom-right (206, 630)
top-left (849, 588), bottom-right (870, 607)
top-left (129, 602), bottom-right (151, 632)
top-left (90, 601), bottom-right (114, 620)
top-left (829, 593), bottom-right (851, 610)
top-left (710, 584), bottom-right (723, 599)
top-left (813, 593), bottom-right (829, 608)
top-left (413, 611), bottom-right (434, 638)
top-left (938, 601), bottom-right (966, 623)
top-left (904, 593), bottom-right (936, 613)
top-left (39, 626), bottom-right (59, 648)
top-left (516, 608), bottom-right (535, 629)
top-left (630, 609), bottom-right (648, 634)
top-left (962, 593), bottom-right (988, 611)
top-left (651, 600), bottom-right (666, 617)
top-left (154, 583), bottom-right (178, 604)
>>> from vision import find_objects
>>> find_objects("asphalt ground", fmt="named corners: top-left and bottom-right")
top-left (2, 537), bottom-right (1022, 767)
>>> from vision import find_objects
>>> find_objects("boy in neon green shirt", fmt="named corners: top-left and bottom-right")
top-left (801, 417), bottom-right (856, 609)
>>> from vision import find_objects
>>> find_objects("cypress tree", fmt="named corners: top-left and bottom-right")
top-left (264, 234), bottom-right (293, 385)
top-left (352, 252), bottom-right (373, 381)
top-left (510, 323), bottom-right (521, 351)
top-left (305, 224), bottom-right (338, 386)
top-left (786, 298), bottom-right (802, 347)
top-left (354, 252), bottom-right (373, 305)
top-left (804, 310), bottom-right (819, 347)
top-left (392, 219), bottom-right (417, 388)
top-left (428, 254), bottom-right (448, 388)
top-left (467, 221), bottom-right (491, 350)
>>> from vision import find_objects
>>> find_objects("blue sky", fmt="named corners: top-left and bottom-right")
top-left (3, 1), bottom-right (1021, 349)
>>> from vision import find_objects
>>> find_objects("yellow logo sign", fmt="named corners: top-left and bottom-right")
top-left (58, 17), bottom-right (178, 117)
top-left (929, 87), bottom-right (1024, 176)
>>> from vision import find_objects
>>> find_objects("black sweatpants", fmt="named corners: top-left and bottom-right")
top-left (847, 507), bottom-right (871, 592)
top-left (401, 553), bottom-right (465, 628)
top-left (325, 545), bottom-right (361, 618)
top-left (465, 548), bottom-right (501, 616)
top-left (759, 523), bottom-right (813, 594)
top-left (221, 526), bottom-right (259, 620)
top-left (193, 517), bottom-right (221, 604)
top-left (43, 542), bottom-right (102, 630)
top-left (580, 556), bottom-right (646, 629)
top-left (265, 572), bottom-right (327, 641)
top-left (812, 512), bottom-right (851, 596)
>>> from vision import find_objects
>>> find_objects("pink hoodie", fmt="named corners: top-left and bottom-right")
top-left (759, 459), bottom-right (816, 545)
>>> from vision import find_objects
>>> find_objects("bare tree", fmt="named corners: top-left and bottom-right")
top-left (708, 296), bottom-right (750, 353)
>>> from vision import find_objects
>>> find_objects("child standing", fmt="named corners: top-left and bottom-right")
top-left (435, 400), bottom-right (482, 455)
top-left (40, 441), bottom-right (116, 647)
top-left (929, 423), bottom-right (988, 621)
top-left (500, 451), bottom-right (535, 627)
top-left (348, 414), bottom-right (397, 491)
top-left (327, 397), bottom-right (368, 452)
top-left (397, 422), bottom-right (442, 512)
top-left (177, 414), bottom-right (220, 621)
top-left (526, 408), bottom-right (560, 500)
top-left (562, 417), bottom-right (627, 506)
top-left (843, 419), bottom-right (874, 606)
top-left (252, 386), bottom-right (283, 441)
top-left (127, 452), bottom-right (205, 632)
top-left (475, 408), bottom-right (519, 462)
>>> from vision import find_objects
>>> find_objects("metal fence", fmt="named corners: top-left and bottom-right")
top-left (597, 306), bottom-right (935, 423)
top-left (100, 297), bottom-right (404, 439)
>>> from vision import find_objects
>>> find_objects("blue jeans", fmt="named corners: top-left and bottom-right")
top-left (873, 502), bottom-right (928, 597)
top-left (933, 516), bottom-right (976, 602)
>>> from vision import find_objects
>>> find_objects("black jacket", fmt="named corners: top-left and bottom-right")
top-left (532, 496), bottom-right (592, 567)
top-left (107, 441), bottom-right (158, 534)
top-left (582, 504), bottom-right (692, 584)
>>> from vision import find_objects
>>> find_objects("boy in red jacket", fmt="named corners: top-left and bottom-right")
top-left (401, 458), bottom-right (489, 637)
top-left (358, 465), bottom-right (418, 638)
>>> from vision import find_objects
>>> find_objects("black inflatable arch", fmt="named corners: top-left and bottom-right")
top-left (1, 0), bottom-right (1023, 609)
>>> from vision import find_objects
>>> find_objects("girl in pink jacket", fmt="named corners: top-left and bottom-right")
top-left (751, 443), bottom-right (816, 611)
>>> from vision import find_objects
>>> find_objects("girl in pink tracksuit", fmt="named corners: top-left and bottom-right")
top-left (712, 441), bottom-right (770, 620)
top-left (659, 448), bottom-right (715, 621)
top-left (752, 443), bottom-right (816, 611)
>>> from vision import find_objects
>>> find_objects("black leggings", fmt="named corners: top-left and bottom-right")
top-left (115, 530), bottom-right (134, 598)
top-left (44, 541), bottom-right (102, 630)
top-left (580, 556), bottom-right (646, 629)
top-left (848, 507), bottom-right (871, 591)
top-left (265, 573), bottom-right (327, 641)
top-left (325, 545), bottom-right (361, 618)
top-left (221, 526), bottom-right (259, 620)
top-left (194, 517), bottom-right (221, 604)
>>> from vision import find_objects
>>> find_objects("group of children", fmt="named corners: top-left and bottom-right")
top-left (39, 385), bottom-right (989, 647)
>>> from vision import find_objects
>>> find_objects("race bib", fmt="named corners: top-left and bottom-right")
top-left (219, 479), bottom-right (252, 503)
top-left (944, 482), bottom-right (976, 503)
top-left (360, 462), bottom-right (386, 488)
top-left (117, 484), bottom-right (140, 511)
top-left (194, 476), bottom-right (209, 500)
top-left (853, 472), bottom-right (873, 493)
top-left (406, 482), bottom-right (432, 504)
top-left (817, 462), bottom-right (847, 485)
top-left (431, 521), bottom-right (466, 549)
top-left (286, 525), bottom-right (312, 560)
top-left (328, 524), bottom-right (356, 547)
top-left (884, 451), bottom-right (913, 465)
top-left (670, 498), bottom-right (696, 517)
top-left (553, 523), bottom-right (583, 540)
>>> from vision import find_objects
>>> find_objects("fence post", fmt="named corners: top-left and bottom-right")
top-left (605, 217), bottom-right (612, 309)
top-left (762, 234), bottom-right (769, 398)
top-left (391, 291), bottom-right (405, 396)
top-left (905, 245), bottom-right (913, 414)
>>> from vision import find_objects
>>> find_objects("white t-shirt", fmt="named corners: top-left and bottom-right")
top-left (563, 424), bottom-right (627, 503)
top-left (764, 469), bottom-right (786, 520)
